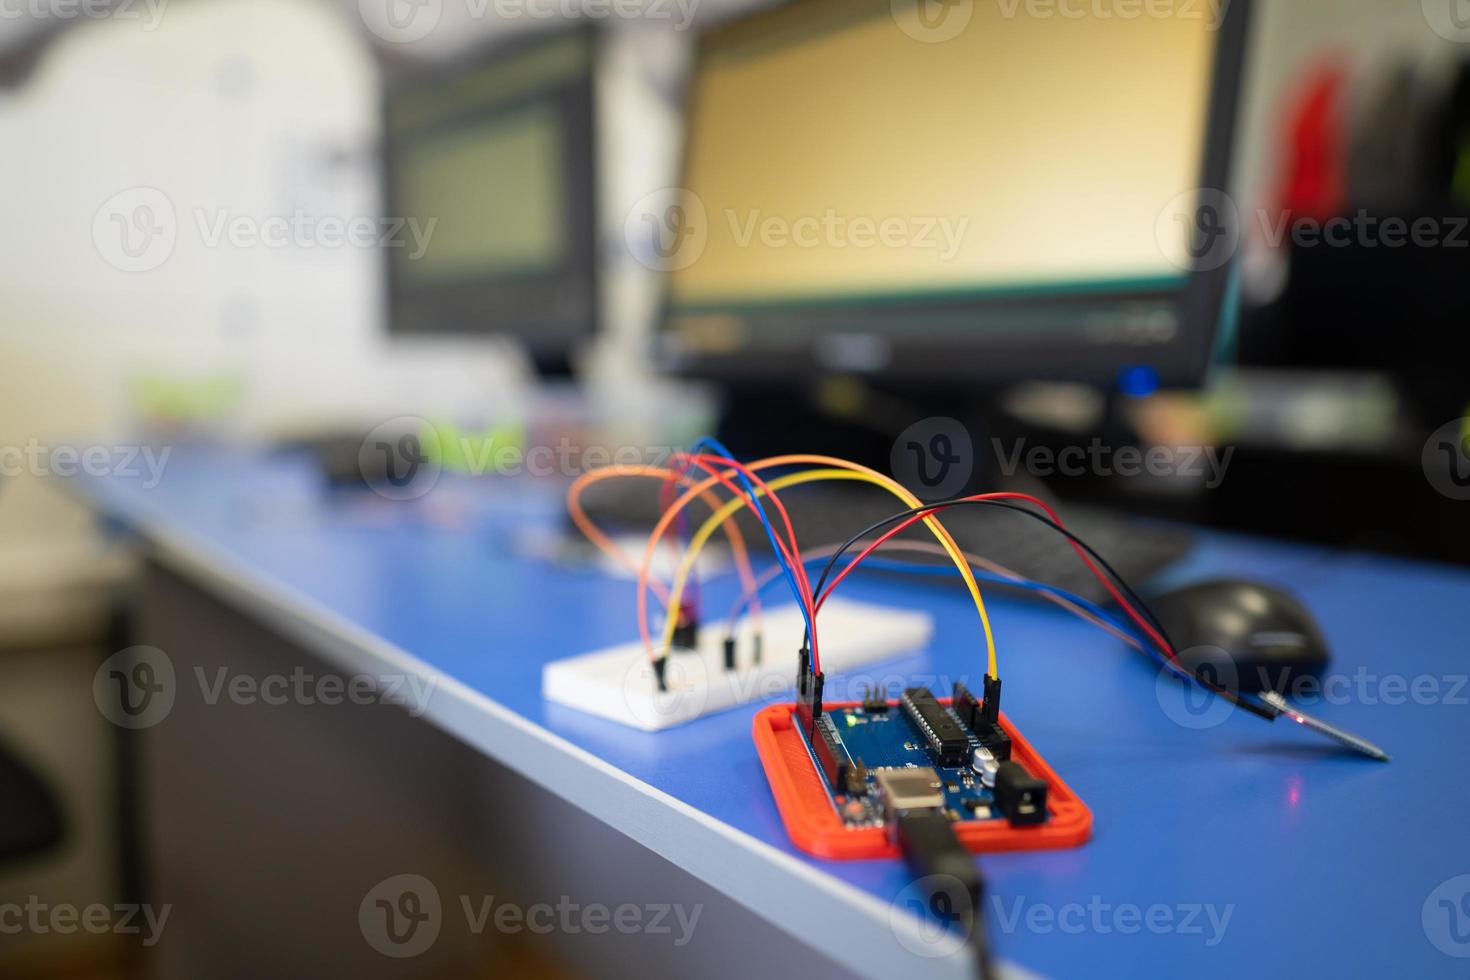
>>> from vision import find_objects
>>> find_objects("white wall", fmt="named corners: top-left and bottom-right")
top-left (0, 0), bottom-right (389, 426)
top-left (0, 0), bottom-right (536, 546)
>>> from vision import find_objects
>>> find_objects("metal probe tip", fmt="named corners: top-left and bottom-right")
top-left (1258, 691), bottom-right (1391, 762)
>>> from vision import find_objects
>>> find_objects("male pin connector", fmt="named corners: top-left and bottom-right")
top-left (794, 646), bottom-right (825, 735)
top-left (953, 680), bottom-right (1010, 761)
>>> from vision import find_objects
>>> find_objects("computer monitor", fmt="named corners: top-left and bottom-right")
top-left (659, 0), bottom-right (1252, 388)
top-left (382, 27), bottom-right (598, 371)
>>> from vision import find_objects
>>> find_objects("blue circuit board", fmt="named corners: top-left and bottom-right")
top-left (799, 700), bottom-right (1005, 828)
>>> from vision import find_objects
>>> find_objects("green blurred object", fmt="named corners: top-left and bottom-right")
top-left (1452, 135), bottom-right (1470, 207)
top-left (129, 373), bottom-right (244, 425)
top-left (424, 418), bottom-right (527, 475)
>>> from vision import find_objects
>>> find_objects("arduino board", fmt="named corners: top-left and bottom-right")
top-left (753, 682), bottom-right (1091, 859)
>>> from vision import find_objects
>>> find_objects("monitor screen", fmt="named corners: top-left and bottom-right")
top-left (662, 0), bottom-right (1247, 386)
top-left (396, 104), bottom-right (566, 286)
top-left (384, 29), bottom-right (596, 362)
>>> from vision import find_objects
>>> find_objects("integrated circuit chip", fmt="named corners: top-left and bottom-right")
top-left (901, 686), bottom-right (972, 766)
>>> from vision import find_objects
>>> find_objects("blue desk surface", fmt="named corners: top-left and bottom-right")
top-left (73, 449), bottom-right (1470, 979)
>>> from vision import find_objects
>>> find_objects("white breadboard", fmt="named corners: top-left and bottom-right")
top-left (542, 598), bottom-right (934, 731)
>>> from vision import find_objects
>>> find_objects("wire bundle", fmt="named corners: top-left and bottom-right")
top-left (565, 439), bottom-right (1268, 717)
top-left (568, 442), bottom-right (998, 677)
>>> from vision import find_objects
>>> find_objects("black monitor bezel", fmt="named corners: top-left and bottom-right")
top-left (381, 24), bottom-right (600, 362)
top-left (657, 0), bottom-right (1254, 389)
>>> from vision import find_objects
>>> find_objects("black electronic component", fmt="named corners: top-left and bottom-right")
top-left (384, 27), bottom-right (599, 371)
top-left (811, 713), bottom-right (848, 792)
top-left (861, 684), bottom-right (890, 714)
top-left (796, 644), bottom-right (836, 784)
top-left (894, 811), bottom-right (994, 979)
top-left (952, 681), bottom-right (982, 728)
top-left (665, 0), bottom-right (1252, 397)
top-left (1151, 579), bottom-right (1330, 694)
top-left (844, 758), bottom-right (868, 798)
top-left (954, 677), bottom-right (1012, 761)
top-left (981, 675), bottom-right (1002, 725)
top-left (671, 602), bottom-right (699, 651)
top-left (978, 724), bottom-right (1012, 762)
top-left (902, 687), bottom-right (971, 767)
top-left (722, 637), bottom-right (736, 672)
top-left (953, 681), bottom-right (1013, 761)
top-left (795, 647), bottom-right (825, 735)
top-left (993, 761), bottom-right (1048, 826)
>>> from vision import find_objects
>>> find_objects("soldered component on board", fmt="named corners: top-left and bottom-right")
top-left (860, 684), bottom-right (890, 713)
top-left (954, 679), bottom-right (1012, 761)
top-left (901, 686), bottom-right (971, 766)
top-left (844, 758), bottom-right (869, 797)
top-left (874, 766), bottom-right (945, 813)
top-left (811, 711), bottom-right (848, 792)
top-left (994, 761), bottom-right (1048, 826)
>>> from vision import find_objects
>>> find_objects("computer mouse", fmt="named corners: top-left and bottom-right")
top-left (1149, 579), bottom-right (1330, 694)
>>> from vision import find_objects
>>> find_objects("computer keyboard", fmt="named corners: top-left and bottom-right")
top-left (572, 479), bottom-right (1194, 606)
